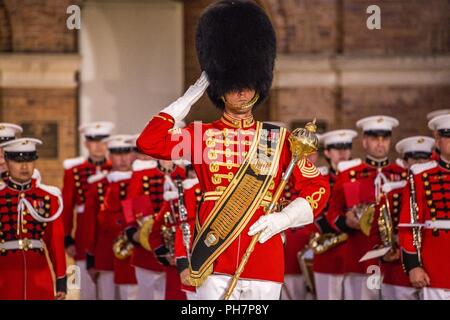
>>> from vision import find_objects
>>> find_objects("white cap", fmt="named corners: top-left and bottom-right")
top-left (356, 115), bottom-right (399, 134)
top-left (102, 134), bottom-right (135, 151)
top-left (0, 137), bottom-right (42, 152)
top-left (428, 114), bottom-right (450, 131)
top-left (320, 129), bottom-right (357, 148)
top-left (395, 136), bottom-right (435, 156)
top-left (79, 121), bottom-right (115, 139)
top-left (426, 109), bottom-right (450, 121)
top-left (124, 134), bottom-right (140, 147)
top-left (0, 123), bottom-right (23, 141)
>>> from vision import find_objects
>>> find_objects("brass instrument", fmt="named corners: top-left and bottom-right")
top-left (309, 232), bottom-right (349, 255)
top-left (408, 171), bottom-right (422, 264)
top-left (223, 120), bottom-right (319, 300)
top-left (297, 247), bottom-right (316, 295)
top-left (115, 214), bottom-right (154, 258)
top-left (354, 203), bottom-right (375, 236)
top-left (378, 193), bottom-right (394, 248)
top-left (113, 232), bottom-right (134, 260)
top-left (138, 215), bottom-right (154, 251)
top-left (161, 211), bottom-right (176, 257)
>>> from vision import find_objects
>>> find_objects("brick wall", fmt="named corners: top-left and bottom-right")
top-left (0, 0), bottom-right (79, 187)
top-left (0, 88), bottom-right (78, 187)
top-left (2, 0), bottom-right (80, 52)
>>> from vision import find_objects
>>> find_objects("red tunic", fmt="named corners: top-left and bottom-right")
top-left (101, 172), bottom-right (137, 285)
top-left (312, 166), bottom-right (348, 275)
top-left (399, 159), bottom-right (450, 289)
top-left (0, 179), bottom-right (66, 300)
top-left (327, 158), bottom-right (406, 274)
top-left (126, 160), bottom-right (185, 272)
top-left (61, 157), bottom-right (111, 261)
top-left (84, 173), bottom-right (111, 270)
top-left (137, 112), bottom-right (330, 283)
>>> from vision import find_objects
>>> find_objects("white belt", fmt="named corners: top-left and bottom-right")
top-left (399, 220), bottom-right (450, 230)
top-left (0, 239), bottom-right (44, 251)
top-left (77, 204), bottom-right (85, 214)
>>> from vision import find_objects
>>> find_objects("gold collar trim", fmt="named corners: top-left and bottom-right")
top-left (221, 112), bottom-right (255, 129)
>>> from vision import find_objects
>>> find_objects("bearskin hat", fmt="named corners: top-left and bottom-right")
top-left (196, 0), bottom-right (276, 110)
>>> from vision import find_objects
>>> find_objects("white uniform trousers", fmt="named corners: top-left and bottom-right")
top-left (185, 291), bottom-right (198, 300)
top-left (135, 267), bottom-right (166, 300)
top-left (314, 272), bottom-right (345, 300)
top-left (281, 275), bottom-right (309, 300)
top-left (76, 260), bottom-right (97, 300)
top-left (381, 283), bottom-right (420, 300)
top-left (422, 287), bottom-right (450, 300)
top-left (118, 284), bottom-right (139, 300)
top-left (97, 271), bottom-right (116, 300)
top-left (196, 274), bottom-right (282, 300)
top-left (343, 273), bottom-right (380, 300)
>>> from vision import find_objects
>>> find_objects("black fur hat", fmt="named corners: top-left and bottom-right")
top-left (196, 0), bottom-right (276, 110)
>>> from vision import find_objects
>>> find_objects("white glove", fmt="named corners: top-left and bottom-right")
top-left (163, 190), bottom-right (179, 201)
top-left (248, 197), bottom-right (313, 244)
top-left (182, 178), bottom-right (199, 190)
top-left (163, 175), bottom-right (177, 192)
top-left (161, 72), bottom-right (209, 122)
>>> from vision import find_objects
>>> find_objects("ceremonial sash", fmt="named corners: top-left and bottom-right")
top-left (189, 122), bottom-right (286, 286)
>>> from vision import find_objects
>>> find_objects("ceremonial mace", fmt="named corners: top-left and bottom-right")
top-left (223, 120), bottom-right (319, 300)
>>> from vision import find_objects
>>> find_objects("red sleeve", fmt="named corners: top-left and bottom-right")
top-left (326, 174), bottom-right (349, 232)
top-left (61, 169), bottom-right (75, 236)
top-left (137, 113), bottom-right (195, 161)
top-left (290, 157), bottom-right (330, 217)
top-left (44, 195), bottom-right (67, 280)
top-left (84, 183), bottom-right (100, 255)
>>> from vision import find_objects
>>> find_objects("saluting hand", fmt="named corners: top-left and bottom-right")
top-left (160, 72), bottom-right (209, 122)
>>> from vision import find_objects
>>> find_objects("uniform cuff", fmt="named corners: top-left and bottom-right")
top-left (315, 215), bottom-right (336, 234)
top-left (86, 253), bottom-right (95, 270)
top-left (125, 226), bottom-right (140, 246)
top-left (401, 249), bottom-right (422, 273)
top-left (335, 216), bottom-right (355, 234)
top-left (56, 276), bottom-right (67, 294)
top-left (176, 257), bottom-right (189, 274)
top-left (64, 235), bottom-right (75, 248)
top-left (155, 246), bottom-right (170, 266)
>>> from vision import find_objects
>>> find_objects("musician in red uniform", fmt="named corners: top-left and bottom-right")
top-left (370, 136), bottom-right (435, 300)
top-left (137, 0), bottom-right (329, 300)
top-left (88, 135), bottom-right (137, 299)
top-left (399, 114), bottom-right (450, 300)
top-left (84, 167), bottom-right (110, 298)
top-left (0, 123), bottom-right (23, 182)
top-left (125, 148), bottom-right (186, 300)
top-left (62, 121), bottom-right (113, 300)
top-left (0, 138), bottom-right (66, 300)
top-left (149, 185), bottom-right (187, 300)
top-left (313, 129), bottom-right (357, 300)
top-left (327, 115), bottom-right (406, 300)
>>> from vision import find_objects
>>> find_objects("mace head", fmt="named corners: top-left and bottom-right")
top-left (289, 119), bottom-right (319, 159)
